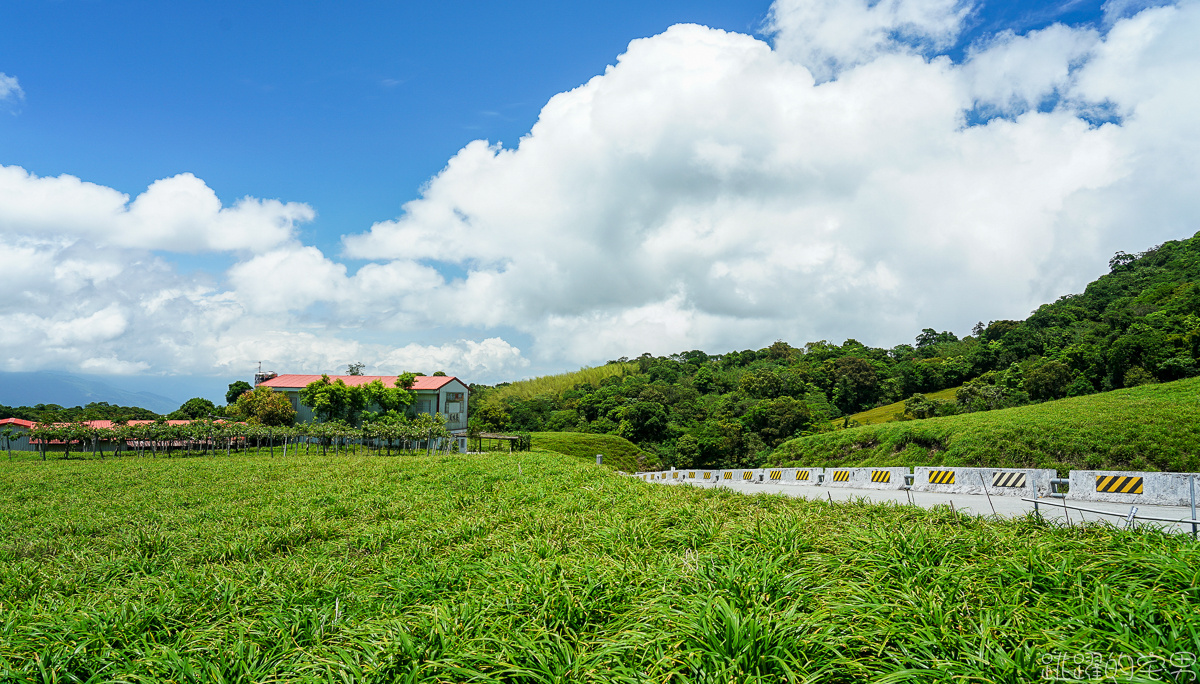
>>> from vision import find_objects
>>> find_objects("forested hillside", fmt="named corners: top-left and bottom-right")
top-left (471, 230), bottom-right (1200, 469)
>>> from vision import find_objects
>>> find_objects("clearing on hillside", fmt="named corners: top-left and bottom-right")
top-left (776, 376), bottom-right (1200, 473)
top-left (530, 431), bottom-right (659, 472)
top-left (839, 386), bottom-right (960, 426)
top-left (482, 363), bottom-right (636, 403)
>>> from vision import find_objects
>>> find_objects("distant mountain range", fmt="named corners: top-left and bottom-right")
top-left (0, 372), bottom-right (233, 415)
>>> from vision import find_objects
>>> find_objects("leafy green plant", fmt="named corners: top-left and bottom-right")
top-left (1, 448), bottom-right (1197, 681)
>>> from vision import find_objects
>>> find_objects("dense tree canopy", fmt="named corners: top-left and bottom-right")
top-left (298, 374), bottom-right (415, 426)
top-left (225, 381), bottom-right (253, 406)
top-left (231, 386), bottom-right (296, 427)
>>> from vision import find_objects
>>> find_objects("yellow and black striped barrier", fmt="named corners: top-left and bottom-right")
top-left (688, 471), bottom-right (696, 479)
top-left (702, 471), bottom-right (712, 479)
top-left (796, 470), bottom-right (810, 481)
top-left (1070, 470), bottom-right (1188, 505)
top-left (992, 472), bottom-right (1027, 488)
top-left (871, 470), bottom-right (890, 483)
top-left (831, 470), bottom-right (850, 482)
top-left (741, 471), bottom-right (754, 480)
top-left (1096, 475), bottom-right (1143, 494)
top-left (928, 470), bottom-right (956, 485)
top-left (723, 472), bottom-right (732, 480)
top-left (769, 470), bottom-right (782, 480)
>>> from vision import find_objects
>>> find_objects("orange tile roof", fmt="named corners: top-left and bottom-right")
top-left (257, 374), bottom-right (461, 391)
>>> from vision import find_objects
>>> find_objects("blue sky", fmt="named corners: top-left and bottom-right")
top-left (2, 1), bottom-right (771, 257)
top-left (2, 0), bottom-right (1197, 407)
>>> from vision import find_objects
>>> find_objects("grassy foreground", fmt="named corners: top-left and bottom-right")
top-left (531, 431), bottom-right (659, 472)
top-left (777, 377), bottom-right (1200, 473)
top-left (2, 450), bottom-right (1199, 682)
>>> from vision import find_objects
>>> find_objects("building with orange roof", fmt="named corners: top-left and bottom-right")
top-left (255, 374), bottom-right (469, 432)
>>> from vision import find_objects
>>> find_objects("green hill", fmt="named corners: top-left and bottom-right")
top-left (468, 231), bottom-right (1200, 470)
top-left (530, 431), bottom-right (660, 472)
top-left (775, 377), bottom-right (1200, 473)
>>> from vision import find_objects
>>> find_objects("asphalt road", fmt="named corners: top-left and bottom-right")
top-left (654, 478), bottom-right (1200, 536)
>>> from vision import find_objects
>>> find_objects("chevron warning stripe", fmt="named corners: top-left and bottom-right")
top-left (871, 470), bottom-right (891, 483)
top-left (928, 470), bottom-right (956, 485)
top-left (723, 472), bottom-right (732, 479)
top-left (769, 470), bottom-right (782, 480)
top-left (672, 472), bottom-right (679, 479)
top-left (992, 472), bottom-right (1027, 488)
top-left (832, 470), bottom-right (850, 482)
top-left (1096, 475), bottom-right (1143, 494)
top-left (742, 471), bottom-right (753, 480)
top-left (796, 470), bottom-right (810, 481)
top-left (702, 471), bottom-right (711, 479)
top-left (688, 471), bottom-right (696, 478)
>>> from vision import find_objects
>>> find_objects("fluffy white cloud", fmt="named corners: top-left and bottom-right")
top-left (767, 0), bottom-right (972, 80)
top-left (378, 338), bottom-right (529, 377)
top-left (0, 193), bottom-right (528, 383)
top-left (339, 2), bottom-right (1200, 366)
top-left (4, 0), bottom-right (1200, 384)
top-left (0, 167), bottom-right (313, 253)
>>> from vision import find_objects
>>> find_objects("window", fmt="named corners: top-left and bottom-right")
top-left (447, 392), bottom-right (464, 402)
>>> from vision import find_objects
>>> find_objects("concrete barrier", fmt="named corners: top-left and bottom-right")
top-left (912, 467), bottom-right (1057, 498)
top-left (1068, 470), bottom-right (1200, 506)
top-left (712, 469), bottom-right (761, 484)
top-left (764, 467), bottom-right (824, 486)
top-left (698, 470), bottom-right (719, 482)
top-left (824, 466), bottom-right (909, 490)
top-left (736, 468), bottom-right (764, 483)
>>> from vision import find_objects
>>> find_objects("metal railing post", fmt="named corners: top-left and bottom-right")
top-left (1191, 476), bottom-right (1197, 541)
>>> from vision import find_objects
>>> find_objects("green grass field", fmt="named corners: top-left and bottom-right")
top-left (838, 386), bottom-right (961, 427)
top-left (776, 377), bottom-right (1200, 473)
top-left (2, 448), bottom-right (1198, 681)
top-left (530, 431), bottom-right (659, 472)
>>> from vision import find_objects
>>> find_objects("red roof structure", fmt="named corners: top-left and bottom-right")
top-left (257, 374), bottom-right (461, 390)
top-left (0, 418), bottom-right (35, 429)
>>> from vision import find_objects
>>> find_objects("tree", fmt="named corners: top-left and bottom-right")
top-left (1025, 361), bottom-right (1073, 402)
top-left (360, 378), bottom-right (415, 417)
top-left (616, 401), bottom-right (668, 443)
top-left (171, 397), bottom-right (217, 420)
top-left (472, 404), bottom-right (510, 432)
top-left (740, 396), bottom-right (815, 447)
top-left (830, 357), bottom-right (880, 414)
top-left (232, 386), bottom-right (296, 426)
top-left (738, 368), bottom-right (783, 399)
top-left (299, 375), bottom-right (368, 424)
top-left (226, 381), bottom-right (252, 406)
top-left (347, 362), bottom-right (366, 376)
top-left (674, 433), bottom-right (700, 468)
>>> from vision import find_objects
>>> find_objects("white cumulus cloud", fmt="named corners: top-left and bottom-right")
top-left (0, 167), bottom-right (314, 253)
top-left (338, 2), bottom-right (1200, 366)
